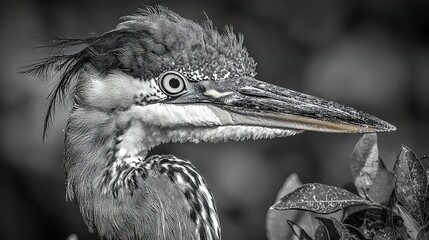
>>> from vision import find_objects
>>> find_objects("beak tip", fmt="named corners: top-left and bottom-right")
top-left (370, 120), bottom-right (396, 133)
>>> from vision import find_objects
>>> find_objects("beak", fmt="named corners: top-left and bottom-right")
top-left (168, 77), bottom-right (396, 133)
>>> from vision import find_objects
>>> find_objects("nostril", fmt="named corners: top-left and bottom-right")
top-left (239, 88), bottom-right (270, 98)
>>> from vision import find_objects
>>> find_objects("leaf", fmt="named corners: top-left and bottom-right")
top-left (362, 209), bottom-right (388, 232)
top-left (350, 134), bottom-right (394, 204)
top-left (426, 167), bottom-right (429, 221)
top-left (316, 217), bottom-right (341, 240)
top-left (393, 145), bottom-right (427, 224)
top-left (365, 161), bottom-right (395, 205)
top-left (331, 218), bottom-right (354, 240)
top-left (287, 219), bottom-right (314, 240)
top-left (343, 208), bottom-right (368, 228)
top-left (271, 183), bottom-right (375, 214)
top-left (397, 204), bottom-right (420, 240)
top-left (343, 208), bottom-right (395, 238)
top-left (266, 173), bottom-right (302, 240)
top-left (315, 222), bottom-right (330, 240)
top-left (417, 222), bottom-right (429, 240)
top-left (343, 224), bottom-right (368, 240)
top-left (66, 234), bottom-right (78, 240)
top-left (266, 174), bottom-right (318, 240)
top-left (350, 133), bottom-right (378, 198)
top-left (373, 226), bottom-right (402, 240)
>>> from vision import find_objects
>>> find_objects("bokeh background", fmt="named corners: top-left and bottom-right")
top-left (1, 0), bottom-right (428, 239)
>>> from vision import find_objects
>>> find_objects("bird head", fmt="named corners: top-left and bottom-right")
top-left (27, 6), bottom-right (395, 146)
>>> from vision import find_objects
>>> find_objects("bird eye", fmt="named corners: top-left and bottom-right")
top-left (159, 71), bottom-right (188, 96)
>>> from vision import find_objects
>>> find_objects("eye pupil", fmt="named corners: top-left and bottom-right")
top-left (169, 78), bottom-right (180, 88)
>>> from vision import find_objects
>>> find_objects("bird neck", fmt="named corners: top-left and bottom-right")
top-left (63, 107), bottom-right (154, 200)
top-left (63, 106), bottom-right (221, 239)
top-left (145, 155), bottom-right (221, 240)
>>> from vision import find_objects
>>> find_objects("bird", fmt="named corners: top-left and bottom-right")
top-left (24, 6), bottom-right (396, 240)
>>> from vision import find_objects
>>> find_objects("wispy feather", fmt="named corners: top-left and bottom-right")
top-left (20, 39), bottom-right (92, 140)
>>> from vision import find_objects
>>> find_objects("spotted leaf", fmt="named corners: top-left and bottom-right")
top-left (267, 173), bottom-right (318, 240)
top-left (350, 133), bottom-right (394, 205)
top-left (271, 183), bottom-right (374, 214)
top-left (393, 146), bottom-right (427, 224)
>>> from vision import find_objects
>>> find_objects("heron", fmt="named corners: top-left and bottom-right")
top-left (25, 6), bottom-right (395, 240)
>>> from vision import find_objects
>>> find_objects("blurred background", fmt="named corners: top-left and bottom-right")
top-left (1, 0), bottom-right (428, 239)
